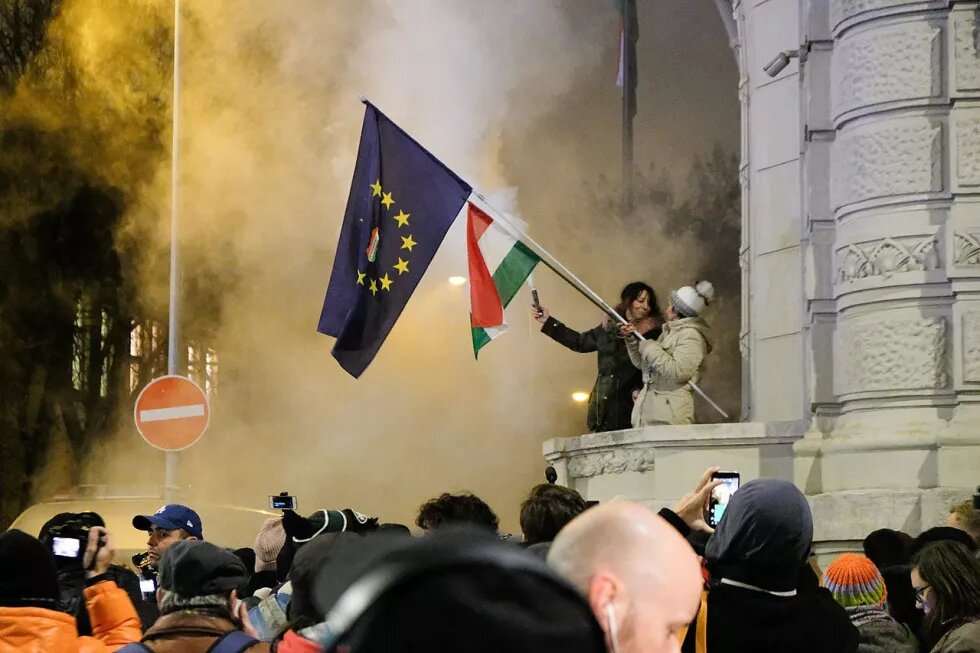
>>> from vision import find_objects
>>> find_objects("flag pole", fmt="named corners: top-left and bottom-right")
top-left (621, 0), bottom-right (636, 212)
top-left (471, 193), bottom-right (729, 420)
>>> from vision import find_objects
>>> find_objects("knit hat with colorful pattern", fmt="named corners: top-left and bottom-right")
top-left (823, 553), bottom-right (887, 608)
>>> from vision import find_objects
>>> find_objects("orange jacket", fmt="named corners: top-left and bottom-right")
top-left (0, 580), bottom-right (142, 652)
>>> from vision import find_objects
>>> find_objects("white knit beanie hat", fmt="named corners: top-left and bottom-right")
top-left (254, 517), bottom-right (286, 573)
top-left (670, 280), bottom-right (715, 317)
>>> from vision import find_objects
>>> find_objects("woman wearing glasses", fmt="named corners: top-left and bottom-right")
top-left (910, 540), bottom-right (980, 652)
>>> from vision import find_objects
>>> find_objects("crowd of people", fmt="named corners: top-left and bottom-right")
top-left (535, 279), bottom-right (716, 429)
top-left (2, 469), bottom-right (979, 652)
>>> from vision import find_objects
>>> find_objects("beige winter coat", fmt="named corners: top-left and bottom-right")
top-left (626, 316), bottom-right (712, 426)
top-left (930, 619), bottom-right (980, 653)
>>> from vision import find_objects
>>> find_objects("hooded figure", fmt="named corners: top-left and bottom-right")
top-left (680, 479), bottom-right (860, 653)
top-left (626, 280), bottom-right (714, 426)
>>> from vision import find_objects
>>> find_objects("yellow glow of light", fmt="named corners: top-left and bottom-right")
top-left (448, 276), bottom-right (467, 286)
top-left (572, 391), bottom-right (590, 403)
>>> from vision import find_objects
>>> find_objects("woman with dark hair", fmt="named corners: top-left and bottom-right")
top-left (534, 282), bottom-right (662, 433)
top-left (911, 540), bottom-right (980, 652)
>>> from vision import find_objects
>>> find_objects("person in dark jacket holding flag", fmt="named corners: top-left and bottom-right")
top-left (534, 282), bottom-right (662, 432)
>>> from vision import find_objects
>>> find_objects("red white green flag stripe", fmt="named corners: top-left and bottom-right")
top-left (467, 202), bottom-right (540, 357)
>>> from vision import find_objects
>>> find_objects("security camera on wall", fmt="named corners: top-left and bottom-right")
top-left (763, 50), bottom-right (799, 77)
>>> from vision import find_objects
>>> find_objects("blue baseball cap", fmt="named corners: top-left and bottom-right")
top-left (133, 504), bottom-right (204, 540)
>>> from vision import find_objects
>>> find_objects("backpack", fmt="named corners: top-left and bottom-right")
top-left (117, 629), bottom-right (258, 652)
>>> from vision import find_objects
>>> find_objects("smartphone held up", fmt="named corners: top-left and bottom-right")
top-left (270, 491), bottom-right (297, 511)
top-left (707, 471), bottom-right (740, 528)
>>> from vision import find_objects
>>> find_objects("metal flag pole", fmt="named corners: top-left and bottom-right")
top-left (471, 193), bottom-right (729, 420)
top-left (621, 0), bottom-right (636, 212)
top-left (165, 0), bottom-right (182, 501)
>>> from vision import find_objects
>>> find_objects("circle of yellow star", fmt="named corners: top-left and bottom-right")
top-left (370, 180), bottom-right (382, 197)
top-left (356, 270), bottom-right (366, 285)
top-left (400, 234), bottom-right (417, 252)
top-left (369, 279), bottom-right (378, 296)
top-left (380, 192), bottom-right (395, 210)
top-left (393, 210), bottom-right (410, 228)
top-left (379, 273), bottom-right (393, 291)
top-left (393, 258), bottom-right (410, 275)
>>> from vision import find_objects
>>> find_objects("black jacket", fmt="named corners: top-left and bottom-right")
top-left (680, 582), bottom-right (859, 653)
top-left (540, 317), bottom-right (660, 432)
top-left (656, 507), bottom-right (858, 653)
top-left (57, 563), bottom-right (155, 633)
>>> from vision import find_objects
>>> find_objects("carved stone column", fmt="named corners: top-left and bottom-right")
top-left (798, 0), bottom-right (980, 537)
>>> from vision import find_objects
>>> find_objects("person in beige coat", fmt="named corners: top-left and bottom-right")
top-left (620, 281), bottom-right (714, 426)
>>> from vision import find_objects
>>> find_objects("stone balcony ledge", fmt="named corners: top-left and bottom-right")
top-left (542, 421), bottom-right (808, 483)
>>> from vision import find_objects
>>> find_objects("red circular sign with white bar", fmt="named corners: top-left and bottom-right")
top-left (134, 375), bottom-right (210, 451)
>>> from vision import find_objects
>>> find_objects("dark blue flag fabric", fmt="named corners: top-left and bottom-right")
top-left (318, 103), bottom-right (472, 377)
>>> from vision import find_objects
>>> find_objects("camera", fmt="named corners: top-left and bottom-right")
top-left (46, 519), bottom-right (92, 560)
top-left (763, 50), bottom-right (799, 78)
top-left (40, 512), bottom-right (107, 570)
top-left (270, 491), bottom-right (297, 511)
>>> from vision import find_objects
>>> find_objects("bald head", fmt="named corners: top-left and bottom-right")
top-left (548, 501), bottom-right (702, 653)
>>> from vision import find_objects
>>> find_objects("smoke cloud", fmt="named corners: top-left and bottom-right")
top-left (21, 0), bottom-right (738, 534)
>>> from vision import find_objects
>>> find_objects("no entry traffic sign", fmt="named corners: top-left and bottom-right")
top-left (134, 375), bottom-right (210, 451)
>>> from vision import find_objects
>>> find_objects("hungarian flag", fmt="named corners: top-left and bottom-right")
top-left (466, 203), bottom-right (540, 357)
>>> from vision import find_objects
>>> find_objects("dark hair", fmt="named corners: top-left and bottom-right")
top-left (614, 282), bottom-right (662, 323)
top-left (519, 484), bottom-right (586, 546)
top-left (910, 526), bottom-right (978, 558)
top-left (863, 528), bottom-right (912, 569)
top-left (416, 493), bottom-right (499, 532)
top-left (912, 540), bottom-right (980, 643)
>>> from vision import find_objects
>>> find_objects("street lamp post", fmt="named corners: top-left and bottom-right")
top-left (165, 0), bottom-right (181, 501)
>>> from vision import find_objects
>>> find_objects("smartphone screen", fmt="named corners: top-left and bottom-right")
top-left (52, 536), bottom-right (81, 558)
top-left (270, 495), bottom-right (297, 510)
top-left (139, 578), bottom-right (156, 600)
top-left (709, 472), bottom-right (740, 528)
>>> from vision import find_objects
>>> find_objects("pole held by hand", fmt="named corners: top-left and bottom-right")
top-left (473, 193), bottom-right (729, 420)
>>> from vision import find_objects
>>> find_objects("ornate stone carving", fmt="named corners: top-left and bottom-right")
top-left (953, 233), bottom-right (980, 266)
top-left (836, 236), bottom-right (939, 283)
top-left (962, 313), bottom-right (980, 383)
top-left (955, 108), bottom-right (980, 186)
top-left (835, 318), bottom-right (947, 395)
top-left (831, 0), bottom-right (923, 29)
top-left (566, 448), bottom-right (656, 479)
top-left (832, 22), bottom-right (941, 118)
top-left (952, 12), bottom-right (980, 92)
top-left (832, 118), bottom-right (943, 210)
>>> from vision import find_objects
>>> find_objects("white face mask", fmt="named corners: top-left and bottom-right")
top-left (605, 603), bottom-right (622, 653)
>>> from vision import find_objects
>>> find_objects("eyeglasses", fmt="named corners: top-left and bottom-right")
top-left (913, 584), bottom-right (931, 604)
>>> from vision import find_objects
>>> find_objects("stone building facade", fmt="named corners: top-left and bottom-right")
top-left (545, 0), bottom-right (980, 554)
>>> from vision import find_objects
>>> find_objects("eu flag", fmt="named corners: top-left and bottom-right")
top-left (318, 103), bottom-right (472, 377)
